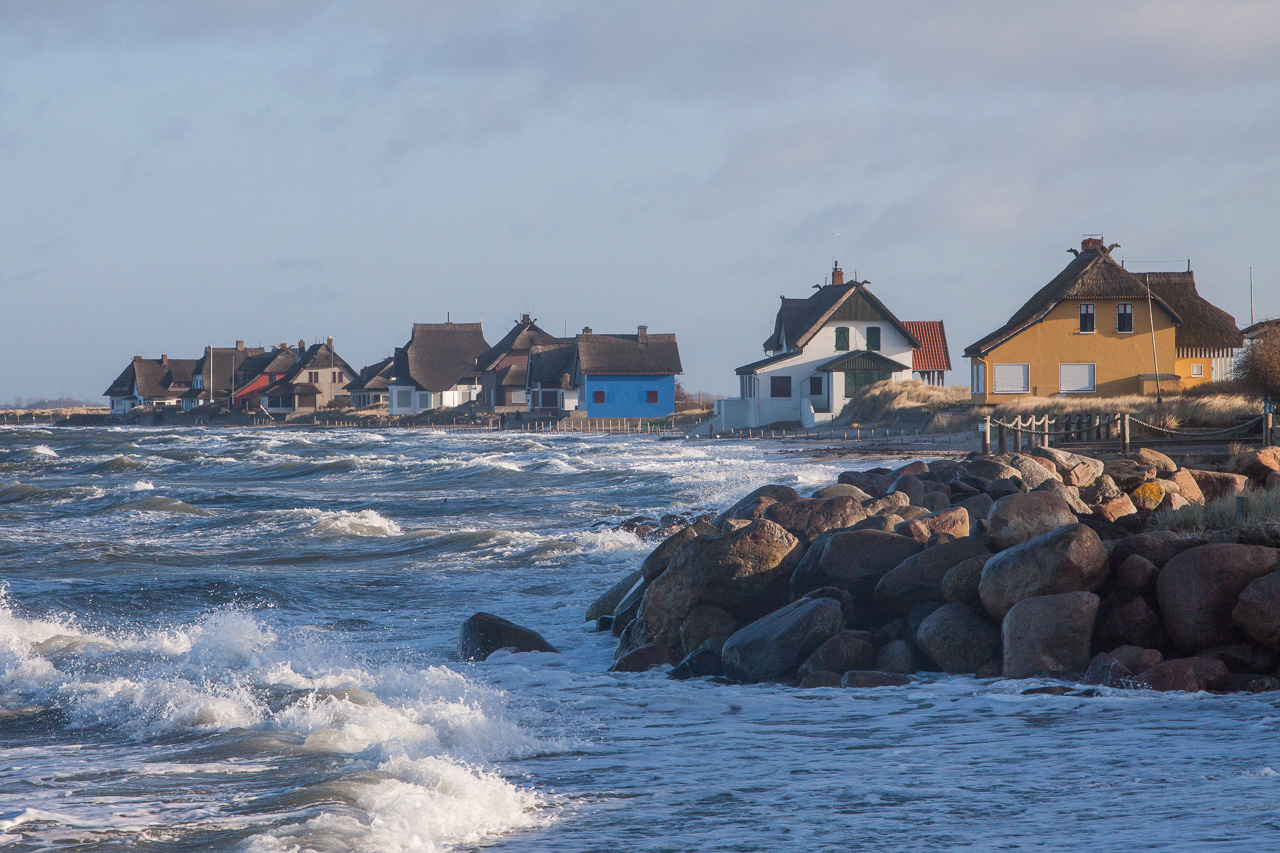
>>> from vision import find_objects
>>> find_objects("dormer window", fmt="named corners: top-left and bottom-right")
top-left (835, 327), bottom-right (850, 351)
top-left (1079, 303), bottom-right (1095, 333)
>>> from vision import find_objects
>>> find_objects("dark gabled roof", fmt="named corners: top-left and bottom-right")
top-left (1244, 318), bottom-right (1280, 340)
top-left (818, 349), bottom-right (911, 373)
top-left (495, 363), bottom-right (528, 388)
top-left (762, 281), bottom-right (923, 353)
top-left (236, 347), bottom-right (300, 382)
top-left (735, 350), bottom-right (802, 375)
top-left (575, 332), bottom-right (682, 375)
top-left (476, 318), bottom-right (562, 371)
top-left (964, 244), bottom-right (1184, 358)
top-left (345, 357), bottom-right (394, 393)
top-left (191, 345), bottom-right (265, 394)
top-left (1135, 271), bottom-right (1243, 351)
top-left (902, 320), bottom-right (951, 372)
top-left (388, 322), bottom-right (490, 392)
top-left (527, 342), bottom-right (578, 390)
top-left (260, 342), bottom-right (358, 397)
top-left (104, 356), bottom-right (199, 399)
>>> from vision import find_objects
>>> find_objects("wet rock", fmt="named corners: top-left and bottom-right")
top-left (979, 523), bottom-right (1109, 619)
top-left (1228, 673), bottom-right (1280, 693)
top-left (721, 597), bottom-right (846, 683)
top-left (1202, 644), bottom-right (1279, 674)
top-left (1109, 645), bottom-right (1163, 674)
top-left (668, 646), bottom-right (724, 680)
top-left (1094, 590), bottom-right (1164, 651)
top-left (1231, 570), bottom-right (1280, 650)
top-left (873, 639), bottom-right (923, 674)
top-left (887, 475), bottom-right (925, 507)
top-left (986, 492), bottom-right (1077, 550)
top-left (799, 670), bottom-right (844, 688)
top-left (678, 604), bottom-right (738, 659)
top-left (764, 496), bottom-right (867, 546)
top-left (645, 519), bottom-right (802, 651)
top-left (1020, 685), bottom-right (1073, 696)
top-left (1130, 448), bottom-right (1178, 476)
top-left (614, 613), bottom-right (655, 661)
top-left (812, 483), bottom-right (873, 502)
top-left (1139, 657), bottom-right (1230, 692)
top-left (796, 631), bottom-right (875, 680)
top-left (595, 616), bottom-right (613, 632)
top-left (1116, 554), bottom-right (1160, 594)
top-left (837, 470), bottom-right (891, 497)
top-left (841, 670), bottom-right (914, 688)
top-left (792, 529), bottom-right (923, 598)
top-left (915, 602), bottom-right (1001, 674)
top-left (609, 642), bottom-right (674, 673)
top-left (641, 520), bottom-right (719, 582)
top-left (1157, 544), bottom-right (1280, 653)
top-left (1169, 468), bottom-right (1205, 504)
top-left (586, 568), bottom-right (643, 621)
top-left (714, 485), bottom-right (801, 526)
top-left (801, 586), bottom-right (863, 629)
top-left (1002, 591), bottom-right (1099, 679)
top-left (611, 576), bottom-right (649, 636)
top-left (459, 613), bottom-right (559, 661)
top-left (873, 536), bottom-right (992, 615)
top-left (1186, 469), bottom-right (1249, 502)
top-left (897, 507), bottom-right (970, 543)
top-left (942, 554), bottom-right (988, 604)
top-left (1081, 653), bottom-right (1137, 688)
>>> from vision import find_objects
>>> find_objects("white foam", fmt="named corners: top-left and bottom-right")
top-left (31, 444), bottom-right (58, 458)
top-left (131, 480), bottom-right (155, 491)
top-left (302, 509), bottom-right (403, 538)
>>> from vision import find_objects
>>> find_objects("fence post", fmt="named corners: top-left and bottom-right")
top-left (997, 421), bottom-right (1006, 454)
top-left (1121, 413), bottom-right (1131, 455)
top-left (982, 416), bottom-right (991, 455)
top-left (1266, 412), bottom-right (1274, 448)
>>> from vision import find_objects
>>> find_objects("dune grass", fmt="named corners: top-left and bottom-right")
top-left (1149, 487), bottom-right (1280, 533)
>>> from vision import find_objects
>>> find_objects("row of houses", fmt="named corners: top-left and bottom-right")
top-left (105, 319), bottom-right (684, 420)
top-left (715, 235), bottom-right (1248, 430)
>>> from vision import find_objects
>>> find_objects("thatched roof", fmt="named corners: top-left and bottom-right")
top-left (388, 322), bottom-right (490, 392)
top-left (964, 243), bottom-right (1184, 358)
top-left (235, 347), bottom-right (299, 384)
top-left (476, 317), bottom-right (563, 371)
top-left (527, 342), bottom-right (577, 390)
top-left (104, 356), bottom-right (199, 399)
top-left (762, 280), bottom-right (922, 353)
top-left (1135, 271), bottom-right (1243, 351)
top-left (345, 356), bottom-right (394, 393)
top-left (261, 341), bottom-right (358, 397)
top-left (188, 345), bottom-right (265, 395)
top-left (575, 331), bottom-right (682, 375)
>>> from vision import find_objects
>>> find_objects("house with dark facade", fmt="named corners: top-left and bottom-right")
top-left (386, 322), bottom-right (491, 415)
top-left (344, 357), bottom-right (394, 409)
top-left (477, 314), bottom-right (567, 413)
top-left (179, 342), bottom-right (265, 411)
top-left (524, 326), bottom-right (683, 418)
top-left (104, 354), bottom-right (200, 414)
top-left (525, 341), bottom-right (579, 415)
top-left (231, 346), bottom-right (301, 410)
top-left (258, 338), bottom-right (358, 414)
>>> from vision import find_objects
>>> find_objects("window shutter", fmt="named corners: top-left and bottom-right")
top-left (992, 364), bottom-right (1029, 393)
top-left (866, 327), bottom-right (881, 351)
top-left (1059, 363), bottom-right (1095, 393)
top-left (834, 327), bottom-right (849, 351)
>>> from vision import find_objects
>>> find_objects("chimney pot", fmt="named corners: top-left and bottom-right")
top-left (831, 262), bottom-right (844, 286)
top-left (637, 325), bottom-right (648, 344)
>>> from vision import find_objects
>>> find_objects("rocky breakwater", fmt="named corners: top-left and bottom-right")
top-left (576, 446), bottom-right (1280, 693)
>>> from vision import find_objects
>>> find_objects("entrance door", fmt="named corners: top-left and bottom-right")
top-left (844, 370), bottom-right (891, 397)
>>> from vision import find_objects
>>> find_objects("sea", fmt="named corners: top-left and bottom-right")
top-left (1, 426), bottom-right (1278, 852)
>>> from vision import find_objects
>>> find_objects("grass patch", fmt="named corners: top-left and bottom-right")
top-left (1149, 487), bottom-right (1280, 533)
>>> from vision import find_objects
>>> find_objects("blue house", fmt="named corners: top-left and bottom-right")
top-left (526, 325), bottom-right (682, 418)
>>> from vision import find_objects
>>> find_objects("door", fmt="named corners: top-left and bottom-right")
top-left (844, 370), bottom-right (891, 397)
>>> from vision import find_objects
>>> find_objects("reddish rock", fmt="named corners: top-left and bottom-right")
top-left (1096, 494), bottom-right (1138, 522)
top-left (1110, 645), bottom-right (1163, 674)
top-left (798, 670), bottom-right (843, 688)
top-left (1157, 492), bottom-right (1191, 512)
top-left (1186, 469), bottom-right (1249, 502)
top-left (796, 631), bottom-right (875, 680)
top-left (1110, 532), bottom-right (1208, 571)
top-left (793, 529), bottom-right (923, 598)
top-left (897, 507), bottom-right (970, 543)
top-left (840, 670), bottom-right (914, 688)
top-left (1157, 544), bottom-right (1280, 653)
top-left (1169, 468), bottom-right (1205, 504)
top-left (979, 523), bottom-right (1109, 619)
top-left (764, 496), bottom-right (867, 546)
top-left (1231, 570), bottom-right (1280, 650)
top-left (1202, 644), bottom-right (1279, 674)
top-left (1094, 591), bottom-right (1164, 651)
top-left (1104, 459), bottom-right (1157, 490)
top-left (1130, 448), bottom-right (1178, 475)
top-left (874, 536), bottom-right (992, 615)
top-left (1139, 657), bottom-right (1231, 693)
top-left (1116, 554), bottom-right (1160, 594)
top-left (608, 642), bottom-right (674, 673)
top-left (986, 492), bottom-right (1077, 550)
top-left (1229, 447), bottom-right (1280, 484)
top-left (837, 470), bottom-right (891, 497)
top-left (1002, 591), bottom-right (1100, 678)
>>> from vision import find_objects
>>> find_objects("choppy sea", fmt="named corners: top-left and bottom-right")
top-left (1, 426), bottom-right (1278, 852)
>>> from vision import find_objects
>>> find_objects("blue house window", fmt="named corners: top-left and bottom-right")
top-left (593, 390), bottom-right (605, 404)
top-left (646, 390), bottom-right (658, 403)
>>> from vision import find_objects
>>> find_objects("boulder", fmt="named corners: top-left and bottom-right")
top-left (610, 576), bottom-right (649, 636)
top-left (874, 639), bottom-right (924, 674)
top-left (1105, 459), bottom-right (1157, 490)
top-left (1129, 482), bottom-right (1165, 512)
top-left (668, 646), bottom-right (724, 680)
top-left (1033, 479), bottom-right (1090, 514)
top-left (1030, 446), bottom-right (1104, 485)
top-left (678, 604), bottom-right (739, 659)
top-left (873, 536), bottom-right (992, 615)
top-left (1110, 532), bottom-right (1208, 571)
top-left (812, 483), bottom-right (873, 502)
top-left (1203, 644), bottom-right (1279, 674)
top-left (1169, 468), bottom-right (1205, 504)
top-left (1231, 570), bottom-right (1280, 650)
top-left (1080, 653), bottom-right (1137, 688)
top-left (851, 515), bottom-right (901, 533)
top-left (1238, 523), bottom-right (1280, 548)
top-left (793, 529), bottom-right (923, 598)
top-left (645, 519), bottom-right (802, 651)
top-left (892, 460), bottom-right (931, 478)
top-left (921, 491), bottom-right (951, 513)
top-left (1009, 454), bottom-right (1061, 489)
top-left (1268, 471), bottom-right (1280, 491)
top-left (893, 505), bottom-right (932, 521)
top-left (1095, 494), bottom-right (1137, 523)
top-left (967, 457), bottom-right (1023, 483)
top-left (764, 496), bottom-right (866, 545)
top-left (802, 586), bottom-right (863, 629)
top-left (1110, 645), bottom-right (1163, 674)
top-left (1140, 657), bottom-right (1231, 693)
top-left (1159, 492), bottom-right (1191, 513)
top-left (1228, 674), bottom-right (1280, 693)
top-left (1130, 447), bottom-right (1178, 475)
top-left (955, 493), bottom-right (994, 522)
top-left (863, 493), bottom-right (910, 515)
top-left (986, 478), bottom-right (1026, 499)
top-left (799, 671), bottom-right (844, 688)
top-left (614, 612), bottom-right (655, 661)
top-left (986, 492), bottom-right (1077, 550)
top-left (887, 475), bottom-right (925, 507)
top-left (979, 523), bottom-right (1109, 619)
top-left (796, 631), bottom-right (876, 680)
top-left (1157, 544), bottom-right (1280, 653)
top-left (641, 520), bottom-right (718, 582)
top-left (1094, 590), bottom-right (1164, 651)
top-left (608, 642), bottom-right (674, 673)
top-left (716, 485), bottom-right (801, 525)
top-left (586, 569), bottom-right (643, 621)
top-left (1186, 469), bottom-right (1249, 502)
top-left (915, 602), bottom-right (1001, 674)
top-left (1079, 474), bottom-right (1121, 505)
top-left (1001, 591), bottom-right (1100, 678)
top-left (721, 597), bottom-right (846, 683)
top-left (1115, 554), bottom-right (1160, 594)
top-left (1228, 447), bottom-right (1280, 484)
top-left (897, 507), bottom-right (970, 543)
top-left (838, 470), bottom-right (891, 497)
top-left (459, 613), bottom-right (559, 661)
top-left (942, 554), bottom-right (988, 604)
top-left (841, 670), bottom-right (914, 688)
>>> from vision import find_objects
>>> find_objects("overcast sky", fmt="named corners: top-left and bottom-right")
top-left (3, 1), bottom-right (1279, 400)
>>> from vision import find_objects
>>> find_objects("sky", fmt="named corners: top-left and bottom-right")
top-left (2, 1), bottom-right (1279, 401)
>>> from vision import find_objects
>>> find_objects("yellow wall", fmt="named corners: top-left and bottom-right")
top-left (969, 298), bottom-right (1177, 402)
top-left (1173, 356), bottom-right (1213, 390)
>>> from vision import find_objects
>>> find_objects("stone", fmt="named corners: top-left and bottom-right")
top-left (1080, 475), bottom-right (1123, 509)
top-left (1129, 482), bottom-right (1166, 512)
top-left (812, 483), bottom-right (873, 502)
top-left (1158, 492), bottom-right (1191, 513)
top-left (873, 536), bottom-right (992, 615)
top-left (796, 631), bottom-right (876, 680)
top-left (1130, 447), bottom-right (1178, 475)
top-left (851, 515), bottom-right (901, 533)
top-left (610, 576), bottom-right (649, 636)
top-left (897, 507), bottom-right (970, 543)
top-left (678, 604), bottom-right (739, 659)
top-left (614, 612), bottom-right (655, 661)
top-left (979, 523), bottom-right (1109, 619)
top-left (799, 671), bottom-right (844, 688)
top-left (1232, 570), bottom-right (1280, 650)
top-left (870, 617), bottom-right (908, 647)
top-left (721, 597), bottom-right (846, 683)
top-left (892, 505), bottom-right (932, 522)
top-left (715, 485), bottom-right (801, 526)
top-left (801, 586), bottom-right (863, 629)
top-left (459, 613), bottom-right (559, 661)
top-left (644, 519), bottom-right (802, 651)
top-left (1169, 468), bottom-right (1205, 504)
top-left (1009, 454), bottom-right (1061, 490)
top-left (1001, 592), bottom-right (1100, 679)
top-left (986, 492), bottom-right (1077, 550)
top-left (595, 616), bottom-right (614, 632)
top-left (1153, 477), bottom-right (1181, 495)
top-left (1116, 554), bottom-right (1160, 594)
top-left (921, 491), bottom-right (951, 513)
top-left (1228, 674), bottom-right (1280, 693)
top-left (1033, 479), bottom-right (1091, 514)
top-left (1104, 459), bottom-right (1157, 490)
top-left (641, 520), bottom-right (718, 582)
top-left (1228, 447), bottom-right (1280, 483)
top-left (942, 554), bottom-right (988, 604)
top-left (1140, 657), bottom-right (1231, 693)
top-left (915, 602), bottom-right (1001, 674)
top-left (966, 457), bottom-right (1023, 483)
top-left (1110, 532), bottom-right (1208, 571)
top-left (874, 639), bottom-right (923, 674)
top-left (1030, 446), bottom-right (1104, 485)
top-left (1157, 544), bottom-right (1280, 653)
top-left (609, 642), bottom-right (674, 673)
top-left (1109, 645), bottom-right (1163, 674)
top-left (1074, 513), bottom-right (1135, 541)
top-left (792, 529), bottom-right (923, 598)
top-left (837, 470), bottom-right (891, 497)
top-left (841, 670), bottom-right (914, 688)
top-left (1202, 644), bottom-right (1279, 674)
top-left (955, 493), bottom-right (994, 522)
top-left (586, 569), bottom-right (643, 621)
top-left (1081, 653), bottom-right (1137, 688)
top-left (1186, 469), bottom-right (1249, 502)
top-left (887, 475), bottom-right (925, 507)
top-left (863, 493), bottom-right (910, 515)
top-left (1095, 494), bottom-right (1137, 523)
top-left (668, 647), bottom-right (724, 680)
top-left (764, 496), bottom-right (866, 546)
top-left (1268, 471), bottom-right (1280, 492)
top-left (986, 478), bottom-right (1026, 499)
top-left (892, 460), bottom-right (931, 478)
top-left (925, 533), bottom-right (956, 548)
top-left (1094, 591), bottom-right (1164, 651)
top-left (1238, 523), bottom-right (1280, 548)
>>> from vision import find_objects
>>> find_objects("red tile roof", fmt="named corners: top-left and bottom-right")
top-left (903, 320), bottom-right (952, 372)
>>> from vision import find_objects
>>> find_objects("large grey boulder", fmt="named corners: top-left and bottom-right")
top-left (887, 475), bottom-right (925, 507)
top-left (872, 536), bottom-right (992, 615)
top-left (721, 597), bottom-right (845, 682)
top-left (942, 554), bottom-right (989, 604)
top-left (763, 496), bottom-right (866, 545)
top-left (678, 604), bottom-right (739, 659)
top-left (813, 483), bottom-right (873, 502)
top-left (979, 523), bottom-right (1109, 619)
top-left (641, 520), bottom-right (719, 582)
top-left (714, 485), bottom-right (800, 526)
top-left (645, 519), bottom-right (802, 651)
top-left (459, 613), bottom-right (559, 661)
top-left (1030, 447), bottom-right (1105, 487)
top-left (873, 639), bottom-right (924, 673)
top-left (915, 603), bottom-right (1001, 674)
top-left (986, 491), bottom-right (1077, 550)
top-left (1001, 592), bottom-right (1100, 678)
top-left (796, 631), bottom-right (875, 680)
top-left (1033, 479), bottom-right (1090, 514)
top-left (1009, 454), bottom-right (1061, 490)
top-left (792, 529), bottom-right (923, 598)
top-left (1233, 570), bottom-right (1280, 650)
top-left (1157, 544), bottom-right (1280, 653)
top-left (838, 470), bottom-right (892, 497)
top-left (586, 568), bottom-right (643, 621)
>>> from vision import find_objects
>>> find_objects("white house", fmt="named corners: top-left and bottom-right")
top-left (715, 263), bottom-right (924, 430)
top-left (386, 322), bottom-right (490, 415)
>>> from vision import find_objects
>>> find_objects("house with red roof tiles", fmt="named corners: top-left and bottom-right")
top-left (902, 321), bottom-right (952, 386)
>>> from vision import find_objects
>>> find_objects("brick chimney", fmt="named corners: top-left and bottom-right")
top-left (326, 336), bottom-right (333, 349)
top-left (582, 326), bottom-right (592, 335)
top-left (637, 325), bottom-right (648, 344)
top-left (831, 262), bottom-right (844, 286)
top-left (160, 354), bottom-right (168, 367)
top-left (1081, 235), bottom-right (1104, 253)
top-left (236, 340), bottom-right (244, 350)
top-left (521, 313), bottom-right (531, 323)
top-left (298, 340), bottom-right (306, 353)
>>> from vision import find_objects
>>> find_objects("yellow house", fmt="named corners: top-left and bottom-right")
top-left (965, 237), bottom-right (1243, 402)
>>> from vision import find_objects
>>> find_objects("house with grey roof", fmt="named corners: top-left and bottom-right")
top-left (258, 338), bottom-right (358, 414)
top-left (344, 357), bottom-right (394, 409)
top-left (180, 341), bottom-right (265, 411)
top-left (477, 314), bottom-right (567, 413)
top-left (232, 346), bottom-right (301, 410)
top-left (386, 322), bottom-right (491, 415)
top-left (104, 354), bottom-right (200, 414)
top-left (715, 262), bottom-right (923, 430)
top-left (525, 340), bottom-right (580, 414)
top-left (524, 326), bottom-right (683, 418)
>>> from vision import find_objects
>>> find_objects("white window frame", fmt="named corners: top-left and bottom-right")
top-left (992, 363), bottom-right (1029, 394)
top-left (1117, 303), bottom-right (1134, 334)
top-left (1191, 363), bottom-right (1204, 378)
top-left (1078, 303), bottom-right (1095, 334)
top-left (971, 362), bottom-right (985, 394)
top-left (1059, 363), bottom-right (1096, 394)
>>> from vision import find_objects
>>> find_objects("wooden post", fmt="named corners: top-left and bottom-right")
top-left (1266, 412), bottom-right (1274, 448)
top-left (997, 421), bottom-right (1006, 454)
top-left (1121, 413), bottom-right (1131, 455)
top-left (982, 415), bottom-right (991, 455)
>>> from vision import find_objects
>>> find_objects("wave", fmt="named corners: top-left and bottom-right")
top-left (301, 509), bottom-right (404, 538)
top-left (127, 495), bottom-right (213, 516)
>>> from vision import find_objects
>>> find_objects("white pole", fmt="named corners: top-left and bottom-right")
top-left (1146, 279), bottom-right (1163, 404)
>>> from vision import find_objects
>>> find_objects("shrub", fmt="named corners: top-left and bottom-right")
top-left (1239, 327), bottom-right (1280, 399)
top-left (1150, 487), bottom-right (1280, 533)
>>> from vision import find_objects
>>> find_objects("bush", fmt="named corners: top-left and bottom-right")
top-left (1239, 328), bottom-right (1280, 399)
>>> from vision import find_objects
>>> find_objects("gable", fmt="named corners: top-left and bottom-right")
top-left (828, 289), bottom-right (890, 323)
